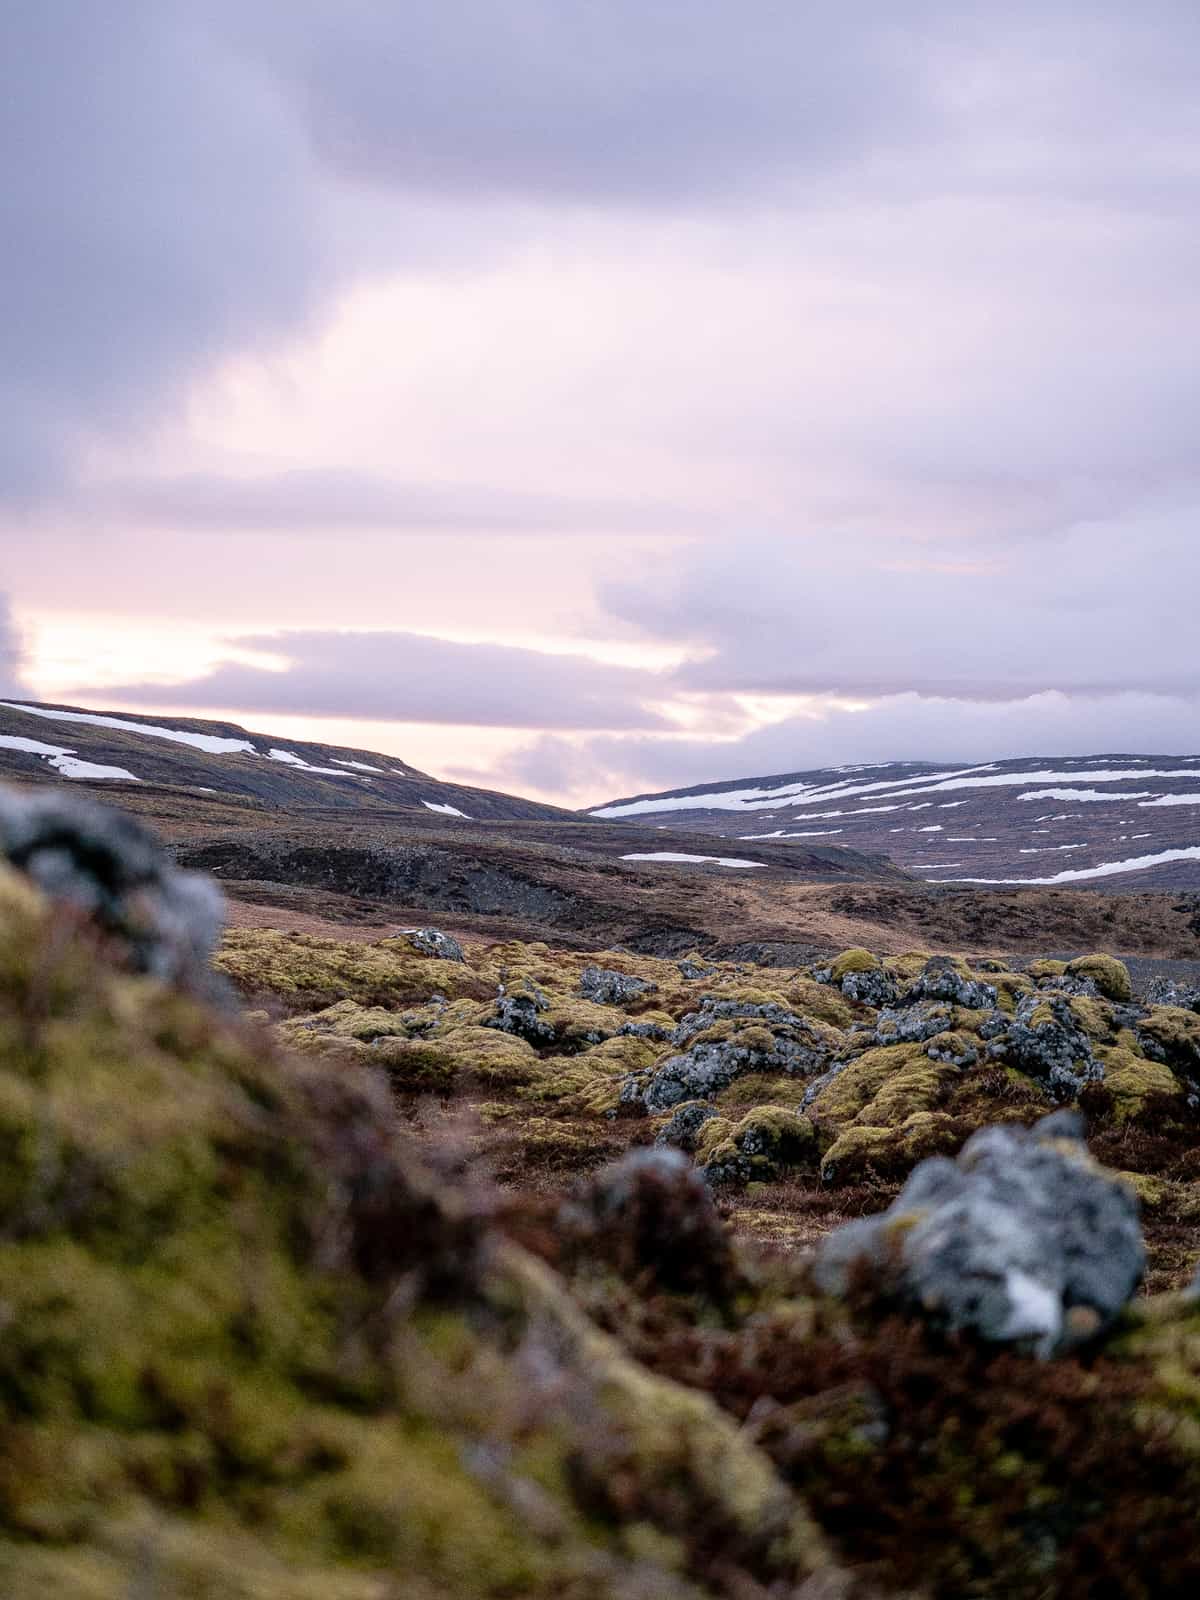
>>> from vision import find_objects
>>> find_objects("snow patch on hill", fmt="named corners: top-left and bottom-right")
top-left (621, 852), bottom-right (764, 868)
top-left (2, 702), bottom-right (255, 755)
top-left (0, 734), bottom-right (140, 783)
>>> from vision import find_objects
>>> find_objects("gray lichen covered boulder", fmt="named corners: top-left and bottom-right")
top-left (904, 955), bottom-right (998, 1011)
top-left (401, 925), bottom-right (465, 962)
top-left (486, 979), bottom-right (556, 1044)
top-left (814, 1110), bottom-right (1145, 1356)
top-left (0, 785), bottom-right (224, 987)
top-left (655, 1099), bottom-right (722, 1153)
top-left (986, 993), bottom-right (1104, 1099)
top-left (1145, 975), bottom-right (1200, 1013)
top-left (578, 964), bottom-right (658, 1005)
top-left (630, 1000), bottom-right (839, 1113)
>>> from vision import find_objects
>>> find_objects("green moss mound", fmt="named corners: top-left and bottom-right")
top-left (1065, 952), bottom-right (1134, 1003)
top-left (829, 947), bottom-right (880, 982)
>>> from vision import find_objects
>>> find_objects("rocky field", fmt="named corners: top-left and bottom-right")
top-left (5, 782), bottom-right (1200, 1597)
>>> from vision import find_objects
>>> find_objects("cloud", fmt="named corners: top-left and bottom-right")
top-left (0, 597), bottom-right (26, 695)
top-left (259, 4), bottom-right (1200, 212)
top-left (79, 469), bottom-right (697, 536)
top-left (269, 1), bottom-right (932, 205)
top-left (1, 3), bottom-right (335, 502)
top-left (495, 690), bottom-right (1200, 807)
top-left (601, 512), bottom-right (1200, 701)
top-left (7, 1), bottom-right (1200, 521)
top-left (97, 629), bottom-right (672, 730)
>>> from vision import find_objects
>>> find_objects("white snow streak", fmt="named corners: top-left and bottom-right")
top-left (621, 852), bottom-right (764, 868)
top-left (739, 829), bottom-right (844, 838)
top-left (0, 734), bottom-right (140, 782)
top-left (940, 845), bottom-right (1200, 885)
top-left (1019, 788), bottom-right (1155, 803)
top-left (267, 749), bottom-right (356, 776)
top-left (2, 702), bottom-right (255, 755)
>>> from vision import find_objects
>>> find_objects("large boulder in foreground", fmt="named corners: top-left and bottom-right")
top-left (814, 1110), bottom-right (1145, 1355)
top-left (0, 785), bottom-right (223, 985)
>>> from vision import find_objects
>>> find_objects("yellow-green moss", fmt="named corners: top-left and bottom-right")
top-left (1065, 994), bottom-right (1118, 1042)
top-left (884, 951), bottom-right (966, 982)
top-left (0, 864), bottom-right (837, 1598)
top-left (1095, 1047), bottom-right (1181, 1122)
top-left (988, 971), bottom-right (1035, 1014)
top-left (808, 1042), bottom-right (935, 1124)
top-left (278, 999), bottom-right (414, 1045)
top-left (820, 1112), bottom-right (960, 1185)
top-left (779, 975), bottom-right (856, 1028)
top-left (854, 1055), bottom-right (958, 1129)
top-left (1026, 959), bottom-right (1068, 981)
top-left (1138, 1005), bottom-right (1200, 1068)
top-left (703, 1111), bottom-right (813, 1180)
top-left (829, 948), bottom-right (880, 982)
top-left (715, 1073), bottom-right (810, 1112)
top-left (216, 928), bottom-right (487, 1008)
top-left (1064, 953), bottom-right (1133, 1004)
top-left (371, 1026), bottom-right (544, 1090)
top-left (695, 1117), bottom-right (737, 1163)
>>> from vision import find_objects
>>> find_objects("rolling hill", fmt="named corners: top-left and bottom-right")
top-left (591, 754), bottom-right (1200, 889)
top-left (0, 697), bottom-right (567, 819)
top-left (6, 702), bottom-right (1200, 963)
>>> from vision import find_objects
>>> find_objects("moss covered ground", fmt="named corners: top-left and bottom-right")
top-left (213, 925), bottom-right (1200, 1294)
top-left (5, 868), bottom-right (1200, 1595)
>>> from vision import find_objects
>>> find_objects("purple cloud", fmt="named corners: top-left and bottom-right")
top-left (602, 516), bottom-right (1200, 701)
top-left (77, 469), bottom-right (699, 537)
top-left (96, 629), bottom-right (672, 730)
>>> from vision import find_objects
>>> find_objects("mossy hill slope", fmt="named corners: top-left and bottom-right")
top-left (7, 797), bottom-right (1200, 1595)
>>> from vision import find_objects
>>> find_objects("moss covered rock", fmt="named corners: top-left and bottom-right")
top-left (699, 1105), bottom-right (817, 1189)
top-left (830, 947), bottom-right (880, 981)
top-left (1064, 952), bottom-right (1134, 1003)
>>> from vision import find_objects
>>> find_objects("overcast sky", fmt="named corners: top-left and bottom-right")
top-left (4, 2), bottom-right (1198, 804)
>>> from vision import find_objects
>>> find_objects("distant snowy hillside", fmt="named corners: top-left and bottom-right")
top-left (0, 700), bottom-right (567, 822)
top-left (591, 756), bottom-right (1200, 888)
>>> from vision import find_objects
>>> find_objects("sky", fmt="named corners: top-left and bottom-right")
top-left (3, 1), bottom-right (1198, 806)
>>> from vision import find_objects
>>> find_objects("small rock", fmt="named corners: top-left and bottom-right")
top-left (618, 1019), bottom-right (673, 1041)
top-left (678, 957), bottom-right (717, 980)
top-left (841, 966), bottom-right (898, 1007)
top-left (1064, 954), bottom-right (1133, 1004)
top-left (1040, 974), bottom-right (1101, 999)
top-left (635, 1003), bottom-right (836, 1113)
top-left (578, 965), bottom-right (658, 1005)
top-left (486, 981), bottom-right (555, 1045)
top-left (1144, 975), bottom-right (1200, 1013)
top-left (873, 999), bottom-right (959, 1046)
top-left (558, 1147), bottom-right (734, 1296)
top-left (926, 1035), bottom-right (978, 1068)
top-left (400, 927), bottom-right (465, 962)
top-left (903, 956), bottom-right (997, 1011)
top-left (655, 1100), bottom-right (721, 1153)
